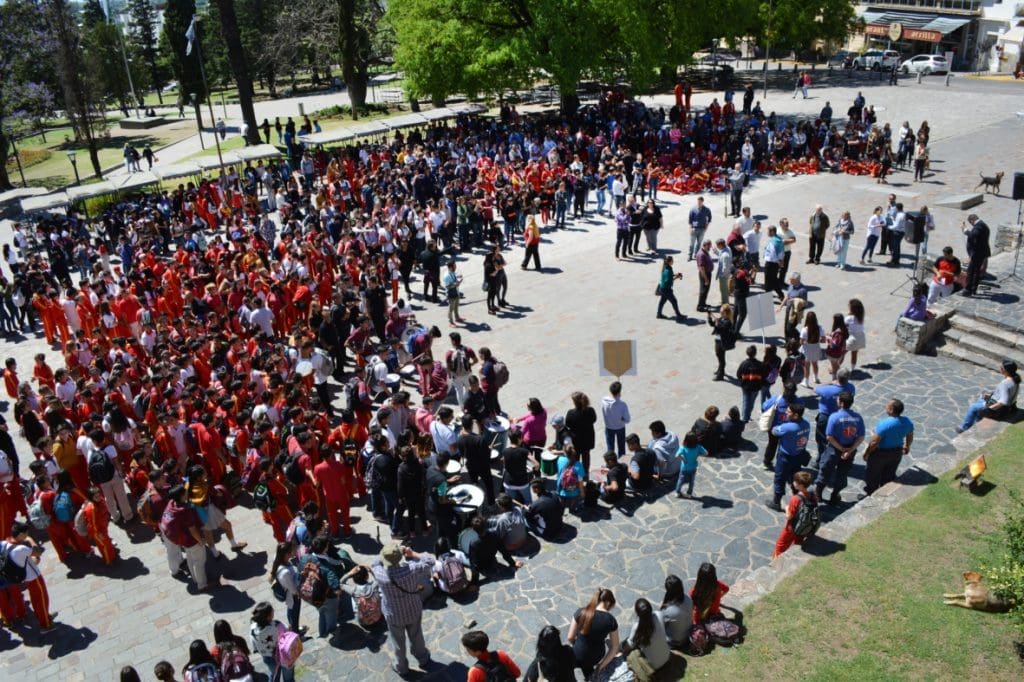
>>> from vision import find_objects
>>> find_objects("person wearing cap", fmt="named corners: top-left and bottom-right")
top-left (1, 520), bottom-right (58, 632)
top-left (957, 360), bottom-right (1021, 433)
top-left (371, 542), bottom-right (436, 677)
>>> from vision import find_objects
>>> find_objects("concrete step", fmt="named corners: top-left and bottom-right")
top-left (936, 342), bottom-right (1004, 371)
top-left (948, 314), bottom-right (1024, 350)
top-left (941, 327), bottom-right (1024, 368)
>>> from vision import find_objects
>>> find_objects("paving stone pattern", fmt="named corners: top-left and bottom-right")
top-left (2, 79), bottom-right (1023, 680)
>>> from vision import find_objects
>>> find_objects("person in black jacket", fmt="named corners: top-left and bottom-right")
top-left (962, 214), bottom-right (990, 296)
top-left (371, 439), bottom-right (400, 532)
top-left (395, 445), bottom-right (426, 539)
top-left (458, 415), bottom-right (494, 505)
top-left (736, 345), bottom-right (766, 423)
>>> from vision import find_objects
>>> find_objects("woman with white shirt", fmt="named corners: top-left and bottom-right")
top-left (844, 298), bottom-right (866, 372)
top-left (860, 205), bottom-right (885, 264)
top-left (800, 311), bottom-right (824, 386)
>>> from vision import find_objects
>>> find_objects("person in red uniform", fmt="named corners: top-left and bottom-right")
top-left (313, 450), bottom-right (351, 538)
top-left (462, 630), bottom-right (521, 682)
top-left (3, 358), bottom-right (19, 399)
top-left (37, 472), bottom-right (92, 564)
top-left (190, 414), bottom-right (227, 485)
top-left (82, 485), bottom-right (118, 565)
top-left (327, 410), bottom-right (368, 498)
top-left (2, 521), bottom-right (59, 631)
top-left (690, 562), bottom-right (730, 624)
top-left (773, 470), bottom-right (818, 559)
top-left (257, 459), bottom-right (292, 542)
top-left (32, 353), bottom-right (55, 392)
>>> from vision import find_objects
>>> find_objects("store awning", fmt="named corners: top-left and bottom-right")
top-left (860, 10), bottom-right (971, 43)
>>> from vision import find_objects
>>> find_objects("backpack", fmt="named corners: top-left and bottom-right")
top-left (825, 330), bottom-right (846, 358)
top-left (780, 355), bottom-right (805, 385)
top-left (314, 349), bottom-right (336, 378)
top-left (340, 438), bottom-right (359, 467)
top-left (132, 392), bottom-right (149, 420)
top-left (439, 553), bottom-right (469, 594)
top-left (284, 455), bottom-right (305, 486)
top-left (559, 463), bottom-right (580, 493)
top-left (363, 451), bottom-right (382, 490)
top-left (184, 662), bottom-right (222, 682)
top-left (240, 454), bottom-right (263, 491)
top-left (88, 447), bottom-right (115, 485)
top-left (137, 488), bottom-right (158, 527)
top-left (298, 560), bottom-right (328, 606)
top-left (53, 490), bottom-right (75, 523)
top-left (28, 499), bottom-right (51, 530)
top-left (217, 641), bottom-right (254, 681)
top-left (405, 332), bottom-right (422, 356)
top-left (791, 492), bottom-right (821, 538)
top-left (687, 624), bottom-right (711, 656)
top-left (0, 541), bottom-right (27, 584)
top-left (252, 481), bottom-right (276, 512)
top-left (356, 587), bottom-right (383, 626)
top-left (74, 506), bottom-right (89, 537)
top-left (276, 629), bottom-right (303, 668)
top-left (345, 377), bottom-right (363, 413)
top-left (705, 617), bottom-right (742, 646)
top-left (492, 361), bottom-right (510, 389)
top-left (451, 348), bottom-right (471, 376)
top-left (473, 652), bottom-right (516, 682)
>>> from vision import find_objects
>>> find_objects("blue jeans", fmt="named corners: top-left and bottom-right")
top-left (596, 188), bottom-right (607, 214)
top-left (263, 654), bottom-right (295, 682)
top-left (379, 490), bottom-right (398, 532)
top-left (741, 388), bottom-right (759, 423)
top-left (960, 398), bottom-right (988, 431)
top-left (318, 595), bottom-right (339, 637)
top-left (741, 157), bottom-right (752, 174)
top-left (286, 596), bottom-right (301, 632)
top-left (503, 217), bottom-right (516, 245)
top-left (605, 427), bottom-right (626, 456)
top-left (688, 228), bottom-right (705, 260)
top-left (813, 445), bottom-right (854, 494)
top-left (675, 469), bottom-right (696, 496)
top-left (773, 451), bottom-right (803, 499)
top-left (861, 234), bottom-right (879, 261)
top-left (554, 204), bottom-right (567, 227)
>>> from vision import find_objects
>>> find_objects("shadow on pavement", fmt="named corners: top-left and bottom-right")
top-left (45, 623), bottom-right (98, 659)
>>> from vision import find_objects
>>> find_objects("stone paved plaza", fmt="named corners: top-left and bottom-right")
top-left (1, 74), bottom-right (1023, 680)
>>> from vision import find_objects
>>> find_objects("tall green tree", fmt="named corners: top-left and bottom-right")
top-left (160, 0), bottom-right (208, 126)
top-left (337, 0), bottom-right (391, 118)
top-left (210, 1), bottom-right (261, 144)
top-left (0, 0), bottom-right (55, 189)
top-left (759, 0), bottom-right (857, 53)
top-left (127, 0), bottom-right (166, 104)
top-left (44, 0), bottom-right (105, 177)
top-left (80, 0), bottom-right (108, 27)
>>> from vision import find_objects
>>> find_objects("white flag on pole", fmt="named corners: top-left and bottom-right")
top-left (185, 15), bottom-right (197, 56)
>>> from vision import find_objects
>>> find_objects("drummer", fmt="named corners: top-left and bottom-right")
top-left (500, 430), bottom-right (538, 504)
top-left (429, 407), bottom-right (459, 457)
top-left (409, 325), bottom-right (442, 361)
top-left (345, 315), bottom-right (375, 368)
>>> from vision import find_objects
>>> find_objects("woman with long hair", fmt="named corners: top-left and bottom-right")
top-left (521, 215), bottom-right (541, 270)
top-left (624, 598), bottom-right (670, 679)
top-left (269, 540), bottom-right (304, 633)
top-left (844, 298), bottom-right (866, 373)
top-left (524, 625), bottom-right (576, 682)
top-left (958, 359), bottom-right (1021, 433)
top-left (660, 574), bottom-right (694, 647)
top-left (182, 639), bottom-right (218, 681)
top-left (565, 391), bottom-right (597, 479)
top-left (800, 310), bottom-right (824, 387)
top-left (568, 588), bottom-right (620, 680)
top-left (690, 562), bottom-right (730, 624)
top-left (825, 313), bottom-right (849, 380)
top-left (656, 255), bottom-right (684, 320)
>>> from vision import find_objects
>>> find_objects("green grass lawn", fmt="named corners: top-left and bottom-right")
top-left (685, 425), bottom-right (1024, 680)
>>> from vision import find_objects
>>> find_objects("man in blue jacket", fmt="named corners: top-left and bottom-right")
top-left (766, 403), bottom-right (811, 511)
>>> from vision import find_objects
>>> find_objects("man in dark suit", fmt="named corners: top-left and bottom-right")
top-left (963, 214), bottom-right (990, 296)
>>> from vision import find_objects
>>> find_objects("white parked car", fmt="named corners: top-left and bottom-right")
top-left (901, 54), bottom-right (949, 75)
top-left (852, 50), bottom-right (901, 71)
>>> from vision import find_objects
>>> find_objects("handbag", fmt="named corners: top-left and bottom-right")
top-left (481, 280), bottom-right (489, 292)
top-left (758, 398), bottom-right (777, 432)
top-left (654, 285), bottom-right (663, 296)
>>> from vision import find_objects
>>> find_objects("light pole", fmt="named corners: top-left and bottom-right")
top-left (66, 149), bottom-right (80, 186)
top-left (764, 0), bottom-right (774, 99)
top-left (712, 38), bottom-right (720, 90)
top-left (5, 127), bottom-right (26, 187)
top-left (192, 93), bottom-right (205, 150)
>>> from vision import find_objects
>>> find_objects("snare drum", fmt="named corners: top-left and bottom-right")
top-left (540, 451), bottom-right (559, 476)
top-left (444, 459), bottom-right (463, 475)
top-left (385, 373), bottom-right (401, 391)
top-left (295, 360), bottom-right (314, 377)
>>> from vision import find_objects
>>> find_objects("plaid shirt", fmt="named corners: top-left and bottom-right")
top-left (371, 554), bottom-right (435, 626)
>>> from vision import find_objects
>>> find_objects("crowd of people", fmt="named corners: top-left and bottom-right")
top-left (0, 80), bottom-right (1002, 681)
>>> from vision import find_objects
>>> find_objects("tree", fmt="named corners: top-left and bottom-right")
top-left (83, 21), bottom-right (135, 110)
top-left (80, 0), bottom-right (108, 28)
top-left (0, 0), bottom-right (55, 190)
top-left (127, 0), bottom-right (166, 103)
top-left (44, 0), bottom-right (105, 178)
top-left (337, 0), bottom-right (391, 119)
top-left (160, 0), bottom-right (207, 126)
top-left (209, 1), bottom-right (261, 144)
top-left (759, 0), bottom-right (857, 54)
top-left (263, 0), bottom-right (336, 97)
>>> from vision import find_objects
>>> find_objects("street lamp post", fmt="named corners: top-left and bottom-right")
top-left (5, 128), bottom-right (26, 187)
top-left (712, 38), bottom-right (720, 90)
top-left (764, 0), bottom-right (774, 99)
top-left (66, 149), bottom-right (80, 186)
top-left (192, 93), bottom-right (205, 150)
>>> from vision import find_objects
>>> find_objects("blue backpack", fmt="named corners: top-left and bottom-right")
top-left (54, 491), bottom-right (75, 523)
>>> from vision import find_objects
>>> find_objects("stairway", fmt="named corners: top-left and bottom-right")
top-left (936, 308), bottom-right (1024, 370)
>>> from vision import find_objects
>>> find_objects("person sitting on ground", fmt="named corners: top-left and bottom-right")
top-left (517, 479), bottom-right (564, 540)
top-left (901, 281), bottom-right (931, 321)
top-left (659, 574), bottom-right (694, 648)
top-left (599, 451), bottom-right (628, 504)
top-left (690, 405), bottom-right (723, 456)
top-left (487, 493), bottom-right (529, 551)
top-left (524, 625), bottom-right (576, 682)
top-left (690, 562), bottom-right (730, 624)
top-left (462, 630), bottom-right (522, 682)
top-left (432, 537), bottom-right (478, 594)
top-left (719, 406), bottom-right (746, 450)
top-left (626, 433), bottom-right (658, 491)
top-left (957, 359), bottom-right (1021, 433)
top-left (623, 598), bottom-right (671, 680)
top-left (459, 514), bottom-right (524, 575)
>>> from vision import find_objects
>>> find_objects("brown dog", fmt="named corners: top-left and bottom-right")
top-left (976, 171), bottom-right (1004, 194)
top-left (942, 571), bottom-right (1010, 612)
